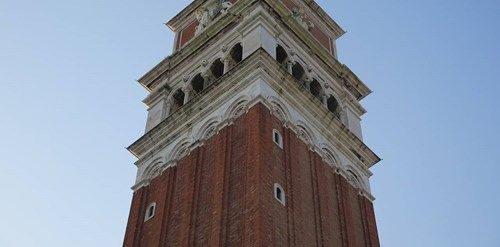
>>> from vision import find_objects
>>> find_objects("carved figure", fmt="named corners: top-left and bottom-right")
top-left (195, 6), bottom-right (211, 35)
top-left (220, 1), bottom-right (233, 15)
top-left (291, 7), bottom-right (315, 31)
top-left (195, 0), bottom-right (234, 35)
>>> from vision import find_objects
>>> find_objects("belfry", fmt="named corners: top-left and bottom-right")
top-left (124, 0), bottom-right (381, 246)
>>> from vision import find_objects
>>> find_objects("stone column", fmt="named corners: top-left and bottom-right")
top-left (163, 101), bottom-right (173, 119)
top-left (183, 86), bottom-right (192, 104)
top-left (286, 61), bottom-right (293, 74)
top-left (223, 57), bottom-right (231, 74)
top-left (202, 72), bottom-right (211, 87)
top-left (304, 76), bottom-right (313, 91)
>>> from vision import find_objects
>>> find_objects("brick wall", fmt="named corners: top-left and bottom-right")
top-left (177, 20), bottom-right (198, 49)
top-left (123, 103), bottom-right (379, 246)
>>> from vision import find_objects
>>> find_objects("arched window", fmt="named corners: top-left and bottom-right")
top-left (144, 202), bottom-right (156, 222)
top-left (327, 95), bottom-right (340, 117)
top-left (309, 79), bottom-right (323, 100)
top-left (230, 43), bottom-right (243, 64)
top-left (274, 183), bottom-right (286, 206)
top-left (226, 43), bottom-right (243, 71)
top-left (292, 63), bottom-right (305, 82)
top-left (191, 74), bottom-right (205, 95)
top-left (171, 89), bottom-right (185, 112)
top-left (276, 45), bottom-right (289, 66)
top-left (210, 59), bottom-right (224, 81)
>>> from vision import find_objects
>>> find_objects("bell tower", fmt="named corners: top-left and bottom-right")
top-left (124, 0), bottom-right (381, 246)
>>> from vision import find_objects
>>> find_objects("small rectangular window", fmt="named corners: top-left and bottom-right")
top-left (144, 202), bottom-right (156, 222)
top-left (274, 183), bottom-right (286, 206)
top-left (272, 129), bottom-right (283, 149)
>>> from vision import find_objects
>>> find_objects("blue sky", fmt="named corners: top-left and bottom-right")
top-left (1, 0), bottom-right (499, 246)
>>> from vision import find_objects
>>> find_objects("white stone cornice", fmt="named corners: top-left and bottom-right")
top-left (142, 86), bottom-right (169, 108)
top-left (129, 50), bottom-right (379, 179)
top-left (131, 54), bottom-right (374, 201)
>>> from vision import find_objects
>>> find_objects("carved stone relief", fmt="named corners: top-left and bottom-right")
top-left (195, 0), bottom-right (234, 35)
top-left (291, 7), bottom-right (314, 31)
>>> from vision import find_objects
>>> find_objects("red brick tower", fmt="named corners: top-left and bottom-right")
top-left (124, 0), bottom-right (381, 246)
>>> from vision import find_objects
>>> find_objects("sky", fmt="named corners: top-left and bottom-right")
top-left (0, 0), bottom-right (499, 246)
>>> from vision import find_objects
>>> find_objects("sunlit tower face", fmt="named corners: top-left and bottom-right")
top-left (123, 1), bottom-right (381, 246)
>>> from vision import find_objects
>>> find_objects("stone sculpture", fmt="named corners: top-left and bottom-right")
top-left (195, 0), bottom-right (233, 35)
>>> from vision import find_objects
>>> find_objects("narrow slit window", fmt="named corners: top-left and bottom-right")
top-left (144, 202), bottom-right (156, 222)
top-left (272, 129), bottom-right (283, 148)
top-left (276, 187), bottom-right (282, 199)
top-left (274, 183), bottom-right (286, 205)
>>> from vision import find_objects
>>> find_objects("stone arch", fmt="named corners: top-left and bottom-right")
top-left (143, 157), bottom-right (166, 180)
top-left (169, 139), bottom-right (192, 162)
top-left (268, 96), bottom-right (292, 123)
top-left (309, 78), bottom-right (325, 101)
top-left (224, 96), bottom-right (251, 120)
top-left (294, 121), bottom-right (317, 146)
top-left (321, 146), bottom-right (341, 167)
top-left (276, 44), bottom-right (289, 66)
top-left (196, 118), bottom-right (221, 141)
top-left (209, 58), bottom-right (225, 82)
top-left (190, 73), bottom-right (206, 96)
top-left (326, 94), bottom-right (342, 118)
top-left (167, 88), bottom-right (186, 114)
top-left (345, 166), bottom-right (366, 189)
top-left (229, 43), bottom-right (243, 66)
top-left (292, 62), bottom-right (306, 82)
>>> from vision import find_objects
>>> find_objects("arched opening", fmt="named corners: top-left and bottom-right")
top-left (191, 74), bottom-right (205, 95)
top-left (171, 89), bottom-right (185, 112)
top-left (292, 63), bottom-right (305, 82)
top-left (210, 59), bottom-right (224, 81)
top-left (309, 79), bottom-right (323, 100)
top-left (276, 45), bottom-right (288, 66)
top-left (327, 95), bottom-right (339, 116)
top-left (230, 43), bottom-right (243, 64)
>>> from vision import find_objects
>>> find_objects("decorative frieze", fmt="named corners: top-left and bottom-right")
top-left (133, 74), bottom-right (375, 196)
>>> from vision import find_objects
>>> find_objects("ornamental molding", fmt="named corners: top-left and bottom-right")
top-left (134, 94), bottom-right (375, 199)
top-left (136, 95), bottom-right (372, 193)
top-left (130, 50), bottom-right (379, 173)
top-left (140, 1), bottom-right (370, 101)
top-left (131, 52), bottom-right (378, 200)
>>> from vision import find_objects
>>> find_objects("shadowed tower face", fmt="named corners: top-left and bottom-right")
top-left (124, 0), bottom-right (381, 246)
